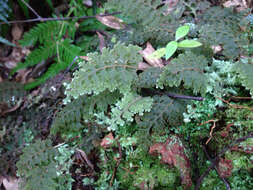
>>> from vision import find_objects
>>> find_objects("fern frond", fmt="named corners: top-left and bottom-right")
top-left (107, 92), bottom-right (153, 131)
top-left (19, 22), bottom-right (61, 46)
top-left (17, 139), bottom-right (59, 190)
top-left (157, 51), bottom-right (208, 95)
top-left (23, 39), bottom-right (81, 89)
top-left (135, 67), bottom-right (162, 89)
top-left (51, 90), bottom-right (121, 135)
top-left (234, 62), bottom-right (253, 97)
top-left (138, 95), bottom-right (188, 131)
top-left (12, 42), bottom-right (57, 74)
top-left (105, 0), bottom-right (178, 45)
top-left (64, 43), bottom-right (142, 102)
top-left (198, 7), bottom-right (248, 59)
top-left (0, 0), bottom-right (10, 23)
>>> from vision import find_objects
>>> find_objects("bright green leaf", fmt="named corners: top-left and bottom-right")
top-left (148, 48), bottom-right (166, 59)
top-left (175, 25), bottom-right (190, 41)
top-left (165, 41), bottom-right (178, 60)
top-left (178, 40), bottom-right (202, 48)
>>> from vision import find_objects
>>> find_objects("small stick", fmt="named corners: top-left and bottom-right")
top-left (20, 0), bottom-right (42, 20)
top-left (0, 12), bottom-right (121, 25)
top-left (110, 141), bottom-right (122, 186)
top-left (194, 134), bottom-right (253, 190)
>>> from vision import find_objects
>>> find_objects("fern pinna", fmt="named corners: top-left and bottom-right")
top-left (12, 20), bottom-right (81, 89)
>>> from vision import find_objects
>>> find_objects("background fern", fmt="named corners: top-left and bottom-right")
top-left (12, 20), bottom-right (81, 89)
top-left (0, 0), bottom-right (15, 46)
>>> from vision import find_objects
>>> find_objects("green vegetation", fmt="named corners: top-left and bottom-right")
top-left (0, 0), bottom-right (252, 190)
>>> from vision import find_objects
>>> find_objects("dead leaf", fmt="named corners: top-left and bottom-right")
top-left (96, 31), bottom-right (106, 53)
top-left (139, 42), bottom-right (164, 68)
top-left (2, 177), bottom-right (19, 190)
top-left (164, 0), bottom-right (179, 15)
top-left (79, 56), bottom-right (90, 61)
top-left (138, 62), bottom-right (150, 70)
top-left (11, 24), bottom-right (23, 42)
top-left (211, 45), bottom-right (223, 54)
top-left (83, 0), bottom-right (92, 7)
top-left (96, 15), bottom-right (126, 30)
top-left (149, 136), bottom-right (192, 189)
top-left (217, 158), bottom-right (233, 178)
top-left (223, 0), bottom-right (248, 11)
top-left (101, 132), bottom-right (114, 149)
top-left (76, 149), bottom-right (94, 170)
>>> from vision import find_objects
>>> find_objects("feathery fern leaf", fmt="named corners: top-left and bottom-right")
top-left (51, 90), bottom-right (121, 135)
top-left (198, 7), bottom-right (248, 59)
top-left (157, 51), bottom-right (208, 95)
top-left (105, 0), bottom-right (178, 45)
top-left (135, 67), bottom-right (163, 89)
top-left (234, 62), bottom-right (253, 97)
top-left (107, 92), bottom-right (153, 131)
top-left (64, 43), bottom-right (142, 102)
top-left (17, 139), bottom-right (59, 190)
top-left (138, 95), bottom-right (188, 131)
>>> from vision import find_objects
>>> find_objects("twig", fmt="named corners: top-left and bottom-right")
top-left (229, 96), bottom-right (252, 101)
top-left (77, 148), bottom-right (94, 171)
top-left (20, 0), bottom-right (42, 20)
top-left (216, 96), bottom-right (253, 111)
top-left (202, 146), bottom-right (231, 190)
top-left (0, 12), bottom-right (121, 25)
top-left (199, 119), bottom-right (218, 144)
top-left (194, 134), bottom-right (253, 190)
top-left (142, 88), bottom-right (204, 101)
top-left (110, 141), bottom-right (122, 186)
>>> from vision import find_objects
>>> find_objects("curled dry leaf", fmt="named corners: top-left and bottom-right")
top-left (96, 31), bottom-right (106, 53)
top-left (211, 45), bottom-right (223, 54)
top-left (149, 136), bottom-right (192, 189)
top-left (101, 132), bottom-right (114, 149)
top-left (96, 15), bottom-right (126, 30)
top-left (138, 62), bottom-right (150, 70)
top-left (139, 42), bottom-right (164, 68)
top-left (217, 158), bottom-right (233, 178)
top-left (2, 177), bottom-right (19, 190)
top-left (223, 0), bottom-right (248, 11)
top-left (164, 0), bottom-right (179, 15)
top-left (83, 0), bottom-right (92, 7)
top-left (79, 56), bottom-right (90, 61)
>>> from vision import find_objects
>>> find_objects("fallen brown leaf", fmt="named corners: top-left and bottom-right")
top-left (96, 15), bottom-right (126, 30)
top-left (138, 62), bottom-right (150, 70)
top-left (223, 0), bottom-right (248, 11)
top-left (149, 136), bottom-right (192, 189)
top-left (2, 177), bottom-right (19, 190)
top-left (139, 42), bottom-right (164, 68)
top-left (101, 132), bottom-right (114, 149)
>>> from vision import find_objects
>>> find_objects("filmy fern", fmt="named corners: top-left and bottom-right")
top-left (198, 7), bottom-right (248, 59)
top-left (104, 0), bottom-right (178, 45)
top-left (64, 43), bottom-right (142, 102)
top-left (157, 51), bottom-right (208, 95)
top-left (17, 139), bottom-right (73, 190)
top-left (234, 61), bottom-right (253, 97)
